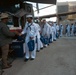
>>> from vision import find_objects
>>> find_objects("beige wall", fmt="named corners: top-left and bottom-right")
top-left (57, 1), bottom-right (76, 27)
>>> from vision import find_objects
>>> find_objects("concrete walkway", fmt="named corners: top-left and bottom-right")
top-left (3, 36), bottom-right (76, 75)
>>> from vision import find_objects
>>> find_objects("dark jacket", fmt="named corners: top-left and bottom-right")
top-left (0, 22), bottom-right (16, 47)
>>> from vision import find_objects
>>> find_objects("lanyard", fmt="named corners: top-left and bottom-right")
top-left (26, 23), bottom-right (32, 31)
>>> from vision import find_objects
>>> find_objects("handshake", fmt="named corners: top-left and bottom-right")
top-left (12, 31), bottom-right (23, 40)
top-left (14, 31), bottom-right (26, 39)
top-left (14, 31), bottom-right (22, 36)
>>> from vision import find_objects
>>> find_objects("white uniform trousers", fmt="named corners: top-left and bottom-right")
top-left (40, 40), bottom-right (43, 48)
top-left (36, 38), bottom-right (41, 51)
top-left (25, 42), bottom-right (36, 59)
top-left (66, 30), bottom-right (70, 37)
top-left (60, 30), bottom-right (63, 37)
top-left (36, 37), bottom-right (43, 51)
top-left (25, 36), bottom-right (36, 59)
top-left (53, 33), bottom-right (56, 40)
top-left (71, 30), bottom-right (74, 36)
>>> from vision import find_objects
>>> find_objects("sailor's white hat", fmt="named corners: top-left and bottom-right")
top-left (26, 15), bottom-right (33, 18)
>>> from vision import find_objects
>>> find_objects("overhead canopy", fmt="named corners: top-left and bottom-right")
top-left (0, 0), bottom-right (20, 8)
top-left (35, 11), bottom-right (76, 19)
top-left (0, 0), bottom-right (56, 8)
top-left (26, 0), bottom-right (56, 4)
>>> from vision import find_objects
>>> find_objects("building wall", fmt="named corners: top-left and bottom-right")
top-left (57, 1), bottom-right (76, 25)
top-left (68, 2), bottom-right (76, 20)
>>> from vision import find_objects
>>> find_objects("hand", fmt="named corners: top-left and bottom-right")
top-left (19, 33), bottom-right (22, 36)
top-left (30, 37), bottom-right (34, 40)
top-left (23, 52), bottom-right (26, 55)
top-left (45, 34), bottom-right (47, 36)
top-left (39, 31), bottom-right (41, 34)
top-left (14, 31), bottom-right (20, 35)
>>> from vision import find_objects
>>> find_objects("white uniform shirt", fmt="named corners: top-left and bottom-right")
top-left (51, 26), bottom-right (56, 34)
top-left (21, 22), bottom-right (37, 42)
top-left (56, 25), bottom-right (59, 31)
top-left (49, 26), bottom-right (53, 34)
top-left (67, 25), bottom-right (70, 32)
top-left (35, 23), bottom-right (41, 38)
top-left (72, 24), bottom-right (74, 31)
top-left (42, 23), bottom-right (50, 37)
top-left (22, 22), bottom-right (37, 37)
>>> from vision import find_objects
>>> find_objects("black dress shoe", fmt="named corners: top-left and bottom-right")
top-left (30, 58), bottom-right (34, 60)
top-left (8, 64), bottom-right (12, 67)
top-left (40, 47), bottom-right (43, 50)
top-left (36, 50), bottom-right (40, 52)
top-left (2, 65), bottom-right (12, 69)
top-left (24, 59), bottom-right (29, 62)
top-left (48, 44), bottom-right (49, 46)
top-left (53, 39), bottom-right (56, 41)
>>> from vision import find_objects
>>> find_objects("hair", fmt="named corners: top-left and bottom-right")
top-left (26, 17), bottom-right (33, 19)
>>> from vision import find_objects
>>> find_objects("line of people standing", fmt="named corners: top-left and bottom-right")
top-left (53, 22), bottom-right (76, 37)
top-left (0, 13), bottom-right (63, 69)
top-left (19, 15), bottom-right (61, 62)
top-left (65, 23), bottom-right (76, 36)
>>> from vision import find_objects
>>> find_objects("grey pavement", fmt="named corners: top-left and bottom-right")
top-left (3, 36), bottom-right (76, 75)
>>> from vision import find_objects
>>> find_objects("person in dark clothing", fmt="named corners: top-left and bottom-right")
top-left (0, 13), bottom-right (19, 69)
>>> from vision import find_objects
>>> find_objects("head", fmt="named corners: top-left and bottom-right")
top-left (26, 15), bottom-right (33, 23)
top-left (0, 13), bottom-right (9, 24)
top-left (56, 23), bottom-right (57, 26)
top-left (49, 22), bottom-right (52, 26)
top-left (61, 24), bottom-right (62, 25)
top-left (41, 19), bottom-right (46, 25)
top-left (34, 19), bottom-right (38, 24)
top-left (71, 23), bottom-right (73, 25)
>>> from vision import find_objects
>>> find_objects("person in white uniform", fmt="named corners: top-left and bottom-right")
top-left (51, 23), bottom-right (56, 41)
top-left (60, 24), bottom-right (64, 37)
top-left (66, 24), bottom-right (71, 37)
top-left (70, 23), bottom-right (74, 36)
top-left (49, 22), bottom-right (53, 42)
top-left (56, 24), bottom-right (59, 38)
top-left (35, 23), bottom-right (42, 52)
top-left (41, 19), bottom-right (50, 47)
top-left (34, 20), bottom-right (43, 51)
top-left (20, 15), bottom-right (37, 61)
top-left (53, 23), bottom-right (57, 40)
